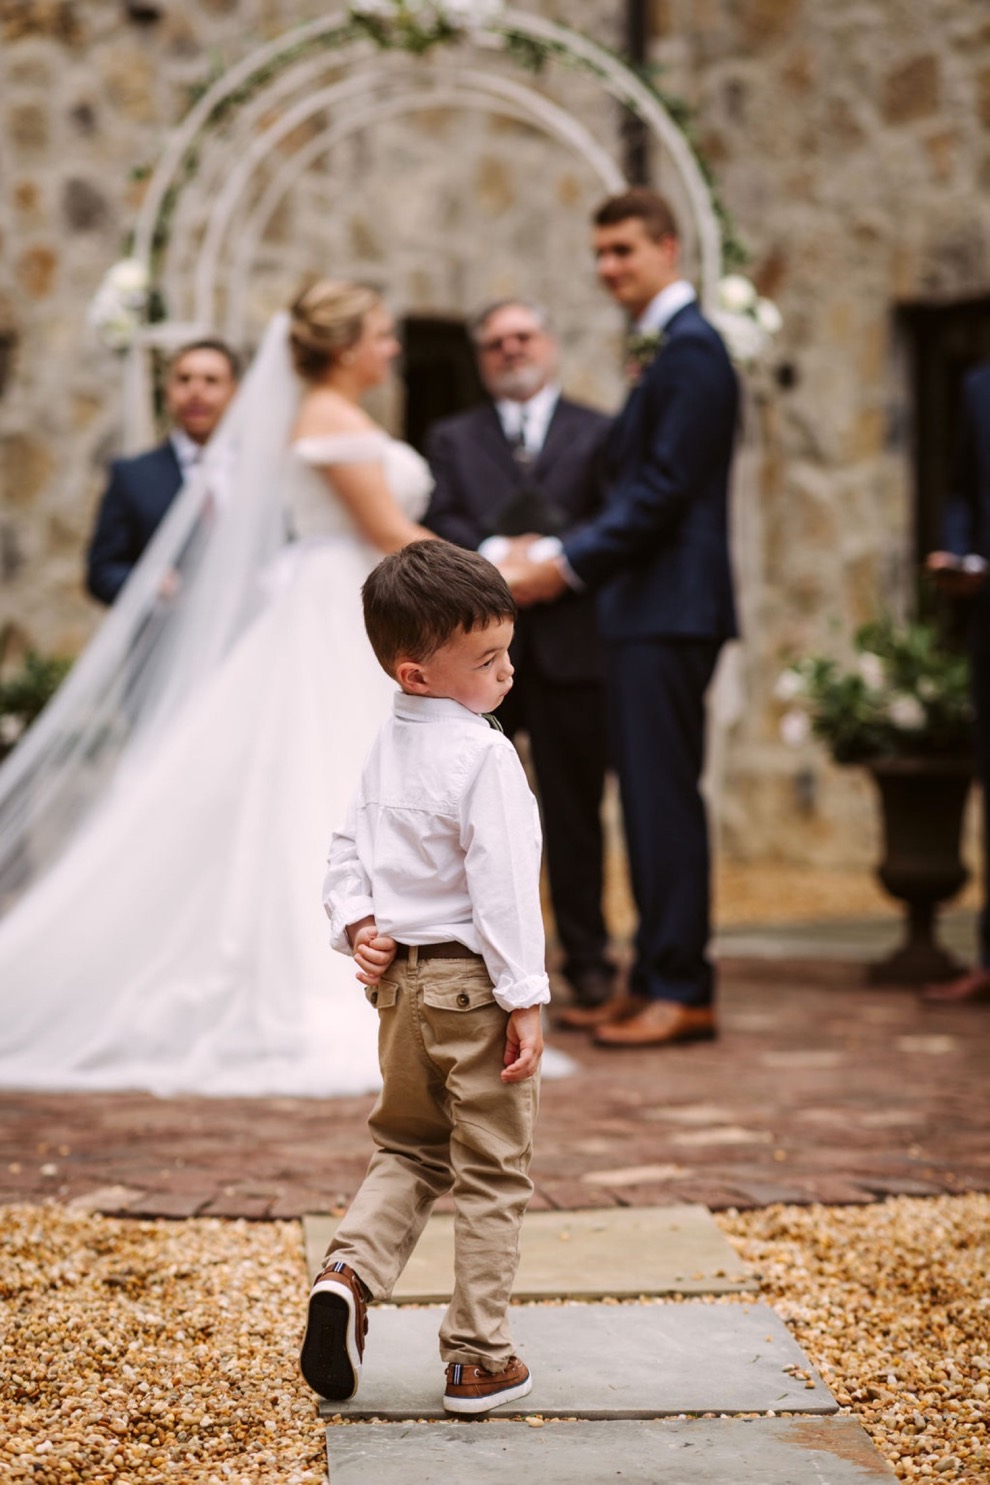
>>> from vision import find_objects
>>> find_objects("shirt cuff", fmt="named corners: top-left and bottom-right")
top-left (478, 536), bottom-right (510, 564)
top-left (492, 971), bottom-right (551, 1013)
top-left (327, 896), bottom-right (376, 955)
top-left (526, 535), bottom-right (562, 562)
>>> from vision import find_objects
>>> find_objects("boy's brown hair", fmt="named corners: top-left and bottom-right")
top-left (362, 539), bottom-right (517, 676)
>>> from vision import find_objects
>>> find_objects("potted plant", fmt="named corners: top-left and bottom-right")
top-left (776, 615), bottom-right (974, 984)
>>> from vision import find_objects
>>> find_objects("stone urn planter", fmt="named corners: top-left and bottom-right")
top-left (867, 756), bottom-right (974, 985)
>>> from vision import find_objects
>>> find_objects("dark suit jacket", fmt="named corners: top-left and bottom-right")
top-left (943, 363), bottom-right (990, 559)
top-left (86, 440), bottom-right (183, 605)
top-left (563, 301), bottom-right (739, 643)
top-left (425, 397), bottom-right (612, 681)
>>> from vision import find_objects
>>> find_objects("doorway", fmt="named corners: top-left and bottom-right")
top-left (901, 296), bottom-right (990, 565)
top-left (402, 317), bottom-right (485, 454)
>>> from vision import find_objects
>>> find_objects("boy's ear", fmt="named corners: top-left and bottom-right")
top-left (396, 658), bottom-right (431, 693)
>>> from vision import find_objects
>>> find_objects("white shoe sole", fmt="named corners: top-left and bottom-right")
top-left (443, 1370), bottom-right (533, 1415)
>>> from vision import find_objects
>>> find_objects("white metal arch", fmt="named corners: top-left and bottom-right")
top-left (225, 79), bottom-right (626, 341)
top-left (157, 46), bottom-right (353, 317)
top-left (133, 7), bottom-right (723, 303)
top-left (195, 64), bottom-right (626, 335)
top-left (123, 8), bottom-right (725, 445)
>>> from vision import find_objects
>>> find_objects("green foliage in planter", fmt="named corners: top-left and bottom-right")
top-left (0, 630), bottom-right (71, 761)
top-left (776, 616), bottom-right (973, 766)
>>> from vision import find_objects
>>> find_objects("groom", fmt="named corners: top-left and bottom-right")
top-left (504, 187), bottom-right (739, 1048)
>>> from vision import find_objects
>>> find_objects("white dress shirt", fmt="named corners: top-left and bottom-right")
top-left (495, 381), bottom-right (560, 456)
top-left (170, 429), bottom-right (203, 476)
top-left (324, 693), bottom-right (551, 1012)
top-left (635, 278), bottom-right (697, 335)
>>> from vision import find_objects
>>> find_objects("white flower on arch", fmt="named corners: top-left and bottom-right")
top-left (87, 257), bottom-right (149, 353)
top-left (712, 274), bottom-right (782, 367)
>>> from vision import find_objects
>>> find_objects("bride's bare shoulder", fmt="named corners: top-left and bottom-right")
top-left (292, 388), bottom-right (378, 440)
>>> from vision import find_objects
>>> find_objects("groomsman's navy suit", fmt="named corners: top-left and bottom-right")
top-left (425, 396), bottom-right (614, 985)
top-left (941, 361), bottom-right (990, 967)
top-left (86, 440), bottom-right (184, 605)
top-left (563, 300), bottom-right (739, 1009)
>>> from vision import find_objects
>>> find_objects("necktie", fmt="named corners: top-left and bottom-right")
top-left (512, 408), bottom-right (532, 466)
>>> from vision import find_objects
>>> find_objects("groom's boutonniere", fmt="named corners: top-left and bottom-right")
top-left (624, 328), bottom-right (666, 385)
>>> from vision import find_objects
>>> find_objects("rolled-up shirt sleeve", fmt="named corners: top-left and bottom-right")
top-left (323, 799), bottom-right (375, 957)
top-left (460, 743), bottom-right (551, 1012)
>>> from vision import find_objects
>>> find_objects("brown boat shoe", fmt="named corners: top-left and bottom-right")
top-left (443, 1355), bottom-right (533, 1415)
top-left (299, 1259), bottom-right (369, 1401)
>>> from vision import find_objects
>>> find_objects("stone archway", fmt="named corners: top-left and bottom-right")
top-left (121, 6), bottom-right (725, 445)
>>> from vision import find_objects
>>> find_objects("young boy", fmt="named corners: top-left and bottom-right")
top-left (300, 539), bottom-right (549, 1415)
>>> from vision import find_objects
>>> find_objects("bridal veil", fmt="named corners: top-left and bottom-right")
top-left (0, 313), bottom-right (300, 910)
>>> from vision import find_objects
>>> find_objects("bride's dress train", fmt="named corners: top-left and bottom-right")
top-left (0, 433), bottom-right (432, 1096)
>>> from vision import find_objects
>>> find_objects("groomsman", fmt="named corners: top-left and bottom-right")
top-left (925, 359), bottom-right (990, 1005)
top-left (86, 338), bottom-right (239, 604)
top-left (424, 299), bottom-right (615, 1007)
top-left (504, 188), bottom-right (739, 1048)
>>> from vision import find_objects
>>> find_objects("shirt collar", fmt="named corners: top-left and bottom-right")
top-left (635, 280), bottom-right (697, 335)
top-left (170, 429), bottom-right (204, 471)
top-left (393, 693), bottom-right (488, 726)
top-left (495, 382), bottom-right (560, 439)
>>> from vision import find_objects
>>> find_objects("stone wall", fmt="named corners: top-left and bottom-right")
top-left (2, 0), bottom-right (989, 867)
top-left (647, 0), bottom-right (990, 866)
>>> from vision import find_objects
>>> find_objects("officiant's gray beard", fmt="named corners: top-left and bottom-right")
top-left (485, 362), bottom-right (552, 401)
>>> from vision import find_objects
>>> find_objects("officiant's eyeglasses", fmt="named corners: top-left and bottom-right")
top-left (478, 329), bottom-right (539, 354)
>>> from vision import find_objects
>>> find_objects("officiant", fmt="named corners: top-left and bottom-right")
top-left (424, 298), bottom-right (614, 1009)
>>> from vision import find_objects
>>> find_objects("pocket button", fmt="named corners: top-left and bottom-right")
top-left (371, 990), bottom-right (379, 1006)
top-left (456, 993), bottom-right (470, 1007)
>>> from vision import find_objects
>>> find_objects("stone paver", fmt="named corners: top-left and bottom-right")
top-left (303, 1204), bottom-right (756, 1299)
top-left (317, 1300), bottom-right (836, 1421)
top-left (2, 957), bottom-right (988, 1217)
top-left (326, 1418), bottom-right (896, 1484)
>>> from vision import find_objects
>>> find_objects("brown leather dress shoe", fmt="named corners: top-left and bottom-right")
top-left (593, 1000), bottom-right (717, 1048)
top-left (555, 993), bottom-right (646, 1031)
top-left (921, 968), bottom-right (990, 1004)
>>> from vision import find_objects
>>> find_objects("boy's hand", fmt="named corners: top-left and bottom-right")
top-left (501, 1005), bottom-right (544, 1083)
top-left (349, 919), bottom-right (397, 986)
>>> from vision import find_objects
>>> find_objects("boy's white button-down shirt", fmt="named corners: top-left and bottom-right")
top-left (324, 693), bottom-right (551, 1012)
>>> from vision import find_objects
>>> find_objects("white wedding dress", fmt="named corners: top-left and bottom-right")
top-left (0, 432), bottom-right (432, 1097)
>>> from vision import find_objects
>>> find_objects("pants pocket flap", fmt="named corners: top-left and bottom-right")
top-left (365, 979), bottom-right (399, 1009)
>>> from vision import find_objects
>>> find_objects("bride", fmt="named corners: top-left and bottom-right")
top-left (0, 280), bottom-right (435, 1097)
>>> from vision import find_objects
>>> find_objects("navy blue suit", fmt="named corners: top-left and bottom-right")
top-left (86, 440), bottom-right (183, 604)
top-left (941, 362), bottom-right (990, 966)
top-left (426, 397), bottom-right (614, 982)
top-left (564, 300), bottom-right (739, 1007)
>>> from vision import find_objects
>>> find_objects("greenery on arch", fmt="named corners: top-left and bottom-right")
top-left (346, 0), bottom-right (747, 268)
top-left (129, 0), bottom-right (746, 294)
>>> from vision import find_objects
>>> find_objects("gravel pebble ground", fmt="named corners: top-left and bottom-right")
top-left (717, 1195), bottom-right (989, 1484)
top-left (2, 1194), bottom-right (986, 1483)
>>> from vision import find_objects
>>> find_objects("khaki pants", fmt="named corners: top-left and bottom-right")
top-left (326, 950), bottom-right (539, 1370)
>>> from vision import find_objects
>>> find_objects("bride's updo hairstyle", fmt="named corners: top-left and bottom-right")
top-left (289, 279), bottom-right (382, 382)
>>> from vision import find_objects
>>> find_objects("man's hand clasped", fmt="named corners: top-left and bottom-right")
top-left (494, 534), bottom-right (568, 608)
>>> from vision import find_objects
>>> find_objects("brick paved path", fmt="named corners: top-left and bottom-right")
top-left (1, 958), bottom-right (986, 1218)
